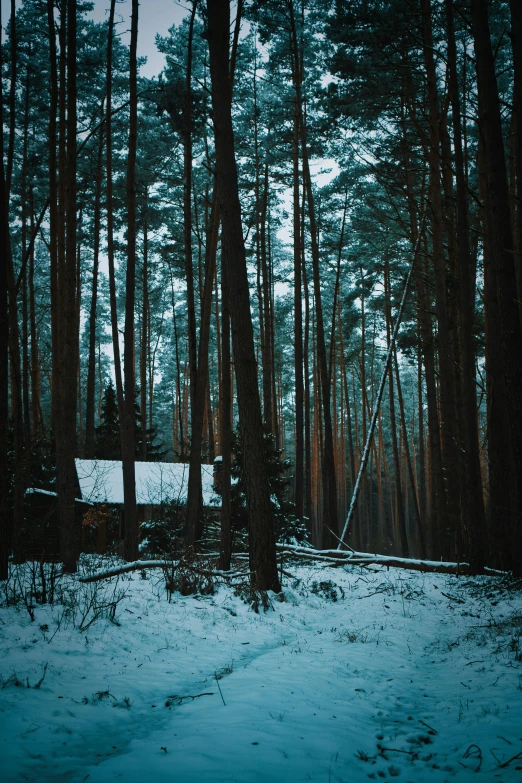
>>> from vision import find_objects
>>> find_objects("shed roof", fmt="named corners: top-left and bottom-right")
top-left (75, 460), bottom-right (220, 507)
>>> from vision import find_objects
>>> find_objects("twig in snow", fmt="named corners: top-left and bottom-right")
top-left (34, 662), bottom-right (48, 689)
top-left (440, 591), bottom-right (465, 604)
top-left (459, 744), bottom-right (482, 771)
top-left (497, 749), bottom-right (522, 769)
top-left (215, 673), bottom-right (226, 706)
top-left (418, 719), bottom-right (437, 734)
top-left (165, 692), bottom-right (214, 707)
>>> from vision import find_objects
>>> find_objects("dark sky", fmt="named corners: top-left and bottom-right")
top-left (1, 0), bottom-right (189, 78)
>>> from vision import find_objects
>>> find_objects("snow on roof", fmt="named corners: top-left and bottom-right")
top-left (25, 487), bottom-right (91, 504)
top-left (75, 460), bottom-right (220, 507)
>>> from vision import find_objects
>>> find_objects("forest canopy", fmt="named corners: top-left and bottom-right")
top-left (1, 0), bottom-right (521, 585)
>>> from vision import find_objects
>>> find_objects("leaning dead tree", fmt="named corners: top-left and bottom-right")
top-left (338, 214), bottom-right (426, 552)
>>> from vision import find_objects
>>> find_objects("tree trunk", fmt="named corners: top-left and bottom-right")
top-left (122, 0), bottom-right (139, 562)
top-left (184, 0), bottom-right (198, 423)
top-left (471, 0), bottom-right (522, 575)
top-left (56, 0), bottom-right (80, 573)
top-left (293, 99), bottom-right (304, 522)
top-left (510, 0), bottom-right (522, 315)
top-left (207, 0), bottom-right (280, 592)
top-left (185, 185), bottom-right (219, 546)
top-left (140, 200), bottom-right (149, 459)
top-left (106, 0), bottom-right (124, 420)
top-left (85, 131), bottom-right (104, 458)
top-left (393, 347), bottom-right (425, 557)
top-left (289, 0), bottom-right (337, 548)
top-left (0, 1), bottom-right (10, 574)
top-left (421, 0), bottom-right (461, 560)
top-left (260, 162), bottom-right (273, 431)
top-left (302, 232), bottom-right (313, 534)
top-left (219, 257), bottom-right (232, 571)
top-left (445, 0), bottom-right (487, 569)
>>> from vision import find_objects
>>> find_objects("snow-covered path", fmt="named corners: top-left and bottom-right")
top-left (1, 564), bottom-right (522, 782)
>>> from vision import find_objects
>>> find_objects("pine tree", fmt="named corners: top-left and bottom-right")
top-left (95, 383), bottom-right (120, 460)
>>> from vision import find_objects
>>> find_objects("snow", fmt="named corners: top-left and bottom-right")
top-left (1, 559), bottom-right (522, 782)
top-left (75, 459), bottom-right (221, 507)
top-left (25, 487), bottom-right (91, 505)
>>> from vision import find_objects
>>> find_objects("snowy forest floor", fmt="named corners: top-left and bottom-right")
top-left (1, 558), bottom-right (522, 782)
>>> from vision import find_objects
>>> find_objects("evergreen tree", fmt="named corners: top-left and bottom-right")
top-left (230, 431), bottom-right (309, 547)
top-left (94, 382), bottom-right (120, 460)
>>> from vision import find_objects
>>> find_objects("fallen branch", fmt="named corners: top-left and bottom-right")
top-left (276, 544), bottom-right (472, 575)
top-left (165, 692), bottom-right (214, 707)
top-left (80, 560), bottom-right (172, 582)
top-left (80, 559), bottom-right (248, 584)
top-left (80, 545), bottom-right (497, 583)
top-left (440, 591), bottom-right (465, 603)
top-left (498, 750), bottom-right (522, 769)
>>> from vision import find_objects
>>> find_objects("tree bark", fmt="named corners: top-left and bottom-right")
top-left (445, 0), bottom-right (487, 569)
top-left (293, 99), bottom-right (304, 522)
top-left (384, 255), bottom-right (408, 558)
top-left (122, 0), bottom-right (139, 562)
top-left (184, 0), bottom-right (198, 422)
top-left (106, 0), bottom-right (124, 420)
top-left (471, 0), bottom-right (522, 575)
top-left (85, 130), bottom-right (104, 458)
top-left (289, 0), bottom-right (337, 548)
top-left (510, 0), bottom-right (522, 315)
top-left (140, 200), bottom-right (149, 459)
top-left (219, 257), bottom-right (232, 571)
top-left (207, 0), bottom-right (280, 592)
top-left (185, 186), bottom-right (219, 546)
top-left (55, 0), bottom-right (80, 573)
top-left (421, 0), bottom-right (461, 560)
top-left (0, 0), bottom-right (10, 575)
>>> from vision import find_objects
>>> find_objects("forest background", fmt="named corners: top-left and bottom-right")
top-left (1, 0), bottom-right (521, 585)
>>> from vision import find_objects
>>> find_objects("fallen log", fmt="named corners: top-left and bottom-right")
top-left (79, 559), bottom-right (248, 583)
top-left (276, 544), bottom-right (472, 575)
top-left (79, 546), bottom-right (496, 583)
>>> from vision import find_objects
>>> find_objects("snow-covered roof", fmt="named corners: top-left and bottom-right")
top-left (75, 460), bottom-right (220, 507)
top-left (25, 487), bottom-right (91, 505)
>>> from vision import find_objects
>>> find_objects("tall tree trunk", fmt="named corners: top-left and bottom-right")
top-left (106, 0), bottom-right (124, 418)
top-left (47, 0), bottom-right (59, 446)
top-left (207, 0), bottom-right (280, 592)
top-left (384, 256), bottom-right (408, 557)
top-left (4, 0), bottom-right (24, 565)
top-left (293, 99), bottom-right (304, 522)
top-left (29, 194), bottom-right (41, 443)
top-left (0, 0), bottom-right (10, 575)
top-left (393, 347), bottom-right (425, 557)
top-left (219, 257), bottom-right (232, 570)
top-left (84, 130), bottom-right (104, 458)
top-left (302, 232), bottom-right (313, 534)
top-left (260, 162), bottom-right (273, 431)
top-left (421, 0), bottom-right (461, 560)
top-left (184, 0), bottom-right (198, 422)
top-left (169, 271), bottom-right (185, 460)
top-left (185, 185), bottom-right (219, 545)
top-left (55, 0), bottom-right (80, 573)
top-left (402, 78), bottom-right (445, 559)
top-left (122, 0), bottom-right (139, 562)
top-left (510, 0), bottom-right (522, 314)
top-left (289, 0), bottom-right (337, 548)
top-left (471, 0), bottom-right (522, 575)
top-left (140, 199), bottom-right (149, 459)
top-left (445, 0), bottom-right (487, 569)
top-left (21, 67), bottom-right (31, 445)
